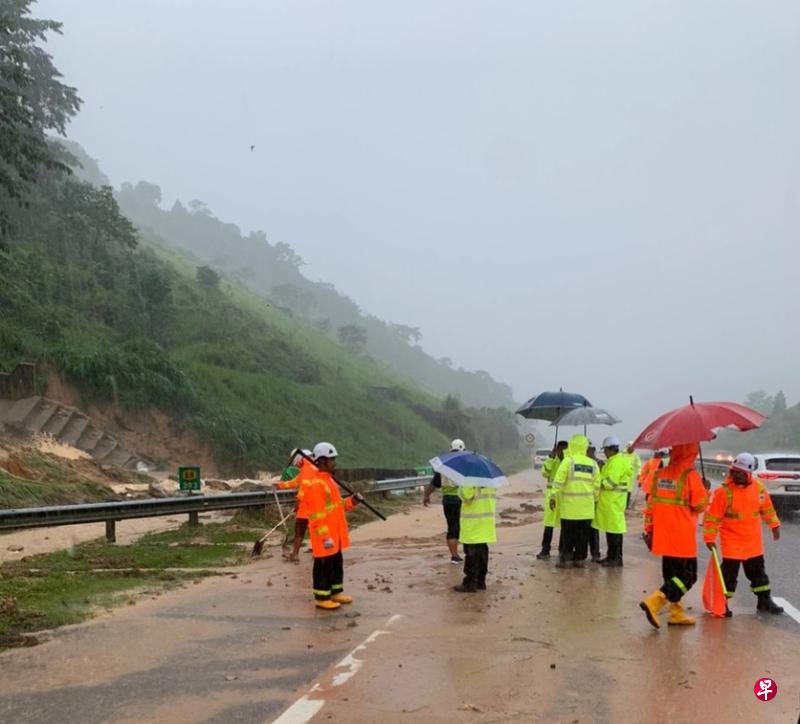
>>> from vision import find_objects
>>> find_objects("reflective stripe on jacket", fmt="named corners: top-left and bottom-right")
top-left (553, 435), bottom-right (599, 520)
top-left (643, 444), bottom-right (709, 557)
top-left (702, 476), bottom-right (780, 559)
top-left (458, 486), bottom-right (497, 544)
top-left (593, 453), bottom-right (631, 533)
top-left (296, 466), bottom-right (354, 558)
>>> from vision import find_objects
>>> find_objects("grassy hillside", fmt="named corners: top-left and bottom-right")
top-left (0, 173), bottom-right (463, 472)
top-left (114, 179), bottom-right (516, 410)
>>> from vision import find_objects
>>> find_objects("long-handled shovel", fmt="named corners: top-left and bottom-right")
top-left (252, 485), bottom-right (294, 557)
top-left (292, 449), bottom-right (387, 521)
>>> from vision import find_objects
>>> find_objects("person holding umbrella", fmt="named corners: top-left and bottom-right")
top-left (429, 449), bottom-right (506, 593)
top-left (552, 434), bottom-right (600, 568)
top-left (640, 443), bottom-right (710, 627)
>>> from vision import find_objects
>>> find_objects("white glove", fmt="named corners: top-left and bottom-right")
top-left (323, 537), bottom-right (334, 550)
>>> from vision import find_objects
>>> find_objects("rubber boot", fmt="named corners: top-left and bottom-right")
top-left (639, 590), bottom-right (668, 629)
top-left (667, 601), bottom-right (696, 626)
top-left (756, 594), bottom-right (784, 615)
top-left (331, 593), bottom-right (353, 604)
top-left (315, 599), bottom-right (341, 610)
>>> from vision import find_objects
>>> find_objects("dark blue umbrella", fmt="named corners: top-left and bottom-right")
top-left (430, 451), bottom-right (508, 488)
top-left (515, 390), bottom-right (592, 422)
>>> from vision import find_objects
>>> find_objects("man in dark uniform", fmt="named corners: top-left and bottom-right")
top-left (424, 439), bottom-right (466, 564)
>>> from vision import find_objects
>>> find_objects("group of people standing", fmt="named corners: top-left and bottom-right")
top-left (537, 434), bottom-right (637, 567)
top-left (272, 434), bottom-right (784, 626)
top-left (533, 434), bottom-right (784, 626)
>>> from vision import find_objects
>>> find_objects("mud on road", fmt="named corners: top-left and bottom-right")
top-left (0, 470), bottom-right (798, 724)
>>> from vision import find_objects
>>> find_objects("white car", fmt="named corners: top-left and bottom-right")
top-left (754, 453), bottom-right (800, 511)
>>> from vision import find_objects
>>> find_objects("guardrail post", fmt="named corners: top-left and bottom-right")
top-left (188, 511), bottom-right (199, 527)
top-left (105, 520), bottom-right (116, 543)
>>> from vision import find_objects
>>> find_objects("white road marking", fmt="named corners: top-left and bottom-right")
top-left (773, 597), bottom-right (800, 626)
top-left (270, 614), bottom-right (403, 724)
top-left (271, 697), bottom-right (324, 724)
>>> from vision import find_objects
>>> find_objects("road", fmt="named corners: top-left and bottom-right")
top-left (0, 469), bottom-right (798, 724)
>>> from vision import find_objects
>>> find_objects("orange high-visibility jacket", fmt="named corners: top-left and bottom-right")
top-left (702, 475), bottom-right (780, 559)
top-left (638, 458), bottom-right (661, 495)
top-left (296, 467), bottom-right (355, 558)
top-left (644, 443), bottom-right (709, 557)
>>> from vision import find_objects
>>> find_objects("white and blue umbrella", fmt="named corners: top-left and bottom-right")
top-left (430, 451), bottom-right (509, 488)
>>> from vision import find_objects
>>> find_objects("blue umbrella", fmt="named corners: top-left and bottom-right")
top-left (515, 390), bottom-right (593, 422)
top-left (429, 451), bottom-right (509, 488)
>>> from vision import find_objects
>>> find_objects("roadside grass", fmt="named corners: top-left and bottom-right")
top-left (0, 524), bottom-right (256, 652)
top-left (0, 488), bottom-right (418, 652)
top-left (0, 469), bottom-right (116, 510)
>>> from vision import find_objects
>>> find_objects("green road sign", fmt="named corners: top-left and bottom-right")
top-left (415, 466), bottom-right (433, 477)
top-left (179, 466), bottom-right (201, 491)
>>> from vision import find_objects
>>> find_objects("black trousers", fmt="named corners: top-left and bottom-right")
top-left (443, 497), bottom-right (461, 540)
top-left (560, 519), bottom-right (592, 561)
top-left (606, 532), bottom-right (623, 561)
top-left (660, 556), bottom-right (698, 602)
top-left (463, 543), bottom-right (489, 589)
top-left (313, 551), bottom-right (344, 600)
top-left (721, 555), bottom-right (770, 597)
top-left (589, 528), bottom-right (600, 558)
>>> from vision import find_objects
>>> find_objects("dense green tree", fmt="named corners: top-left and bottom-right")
top-left (0, 0), bottom-right (81, 232)
top-left (772, 390), bottom-right (787, 416)
top-left (196, 265), bottom-right (221, 289)
top-left (337, 324), bottom-right (367, 354)
top-left (744, 390), bottom-right (774, 416)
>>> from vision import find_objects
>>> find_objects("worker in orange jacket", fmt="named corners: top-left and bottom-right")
top-left (296, 442), bottom-right (363, 610)
top-left (640, 443), bottom-right (710, 628)
top-left (275, 449), bottom-right (312, 563)
top-left (703, 452), bottom-right (783, 616)
top-left (638, 449), bottom-right (667, 498)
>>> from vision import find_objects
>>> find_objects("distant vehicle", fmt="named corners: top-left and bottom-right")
top-left (533, 448), bottom-right (552, 468)
top-left (754, 454), bottom-right (800, 512)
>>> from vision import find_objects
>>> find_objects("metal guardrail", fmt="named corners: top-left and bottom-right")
top-left (0, 476), bottom-right (428, 542)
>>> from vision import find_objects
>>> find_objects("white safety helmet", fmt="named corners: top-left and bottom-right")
top-left (731, 452), bottom-right (755, 473)
top-left (450, 438), bottom-right (466, 452)
top-left (602, 436), bottom-right (621, 449)
top-left (292, 448), bottom-right (313, 466)
top-left (313, 442), bottom-right (338, 460)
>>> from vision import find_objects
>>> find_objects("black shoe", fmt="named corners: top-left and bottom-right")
top-left (536, 551), bottom-right (551, 560)
top-left (724, 607), bottom-right (733, 618)
top-left (572, 560), bottom-right (585, 568)
top-left (477, 582), bottom-right (487, 590)
top-left (601, 558), bottom-right (623, 568)
top-left (453, 584), bottom-right (477, 593)
top-left (757, 596), bottom-right (784, 614)
top-left (591, 555), bottom-right (602, 563)
top-left (555, 558), bottom-right (570, 569)
top-left (450, 555), bottom-right (464, 564)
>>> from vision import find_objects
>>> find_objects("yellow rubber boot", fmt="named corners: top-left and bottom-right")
top-left (667, 601), bottom-right (696, 625)
top-left (639, 590), bottom-right (668, 629)
top-left (331, 593), bottom-right (353, 604)
top-left (315, 599), bottom-right (341, 610)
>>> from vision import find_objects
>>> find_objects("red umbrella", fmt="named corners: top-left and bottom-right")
top-left (632, 397), bottom-right (765, 450)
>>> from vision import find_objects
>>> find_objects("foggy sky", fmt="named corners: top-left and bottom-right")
top-left (37, 0), bottom-right (800, 441)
